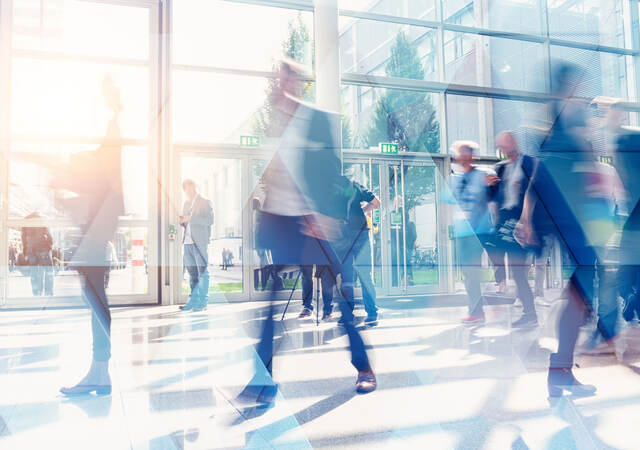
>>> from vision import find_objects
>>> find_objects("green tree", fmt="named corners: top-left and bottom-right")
top-left (252, 13), bottom-right (313, 138)
top-left (366, 32), bottom-right (440, 211)
top-left (253, 12), bottom-right (354, 148)
top-left (366, 32), bottom-right (440, 154)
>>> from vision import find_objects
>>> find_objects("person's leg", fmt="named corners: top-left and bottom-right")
top-left (82, 267), bottom-right (111, 362)
top-left (595, 255), bottom-right (619, 342)
top-left (485, 237), bottom-right (507, 286)
top-left (339, 255), bottom-right (356, 312)
top-left (44, 252), bottom-right (54, 296)
top-left (354, 234), bottom-right (378, 318)
top-left (30, 256), bottom-right (43, 296)
top-left (509, 248), bottom-right (536, 319)
top-left (183, 245), bottom-right (199, 307)
top-left (194, 246), bottom-right (210, 308)
top-left (60, 265), bottom-right (112, 396)
top-left (300, 265), bottom-right (314, 310)
top-left (459, 236), bottom-right (485, 317)
top-left (534, 240), bottom-right (549, 296)
top-left (319, 266), bottom-right (335, 315)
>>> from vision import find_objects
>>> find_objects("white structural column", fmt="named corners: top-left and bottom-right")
top-left (314, 0), bottom-right (341, 114)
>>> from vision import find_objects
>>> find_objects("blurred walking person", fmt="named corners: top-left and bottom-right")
top-left (518, 63), bottom-right (598, 397)
top-left (180, 179), bottom-right (214, 311)
top-left (486, 131), bottom-right (538, 328)
top-left (21, 212), bottom-right (55, 296)
top-left (445, 141), bottom-right (493, 324)
top-left (244, 59), bottom-right (375, 403)
top-left (50, 76), bottom-right (125, 396)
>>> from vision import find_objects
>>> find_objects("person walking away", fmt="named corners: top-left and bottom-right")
top-left (22, 212), bottom-right (55, 296)
top-left (486, 131), bottom-right (538, 328)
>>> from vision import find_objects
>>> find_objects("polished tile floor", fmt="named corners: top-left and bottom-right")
top-left (2, 292), bottom-right (640, 449)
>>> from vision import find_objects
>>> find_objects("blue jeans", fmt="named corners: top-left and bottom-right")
top-left (79, 266), bottom-right (111, 361)
top-left (184, 243), bottom-right (209, 306)
top-left (254, 213), bottom-right (371, 378)
top-left (28, 251), bottom-right (54, 296)
top-left (341, 232), bottom-right (378, 317)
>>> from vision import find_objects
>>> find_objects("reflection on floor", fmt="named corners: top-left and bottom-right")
top-left (2, 292), bottom-right (640, 449)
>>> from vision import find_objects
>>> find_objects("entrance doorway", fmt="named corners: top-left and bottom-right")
top-left (343, 152), bottom-right (448, 297)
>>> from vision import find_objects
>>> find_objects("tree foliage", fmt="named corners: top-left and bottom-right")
top-left (366, 32), bottom-right (440, 211)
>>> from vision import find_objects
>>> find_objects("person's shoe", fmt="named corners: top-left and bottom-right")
top-left (364, 315), bottom-right (378, 326)
top-left (321, 312), bottom-right (332, 321)
top-left (298, 307), bottom-right (312, 318)
top-left (193, 302), bottom-right (208, 312)
top-left (180, 303), bottom-right (195, 311)
top-left (547, 367), bottom-right (596, 398)
top-left (355, 370), bottom-right (377, 393)
top-left (512, 315), bottom-right (538, 329)
top-left (60, 360), bottom-right (111, 397)
top-left (461, 314), bottom-right (485, 325)
top-left (534, 289), bottom-right (545, 298)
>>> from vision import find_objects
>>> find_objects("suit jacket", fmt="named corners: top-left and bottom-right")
top-left (182, 195), bottom-right (214, 251)
top-left (489, 154), bottom-right (537, 221)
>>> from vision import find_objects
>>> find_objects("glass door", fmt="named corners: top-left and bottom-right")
top-left (386, 160), bottom-right (440, 295)
top-left (178, 154), bottom-right (245, 302)
top-left (1, 0), bottom-right (160, 307)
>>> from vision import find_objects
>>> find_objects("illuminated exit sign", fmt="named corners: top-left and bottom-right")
top-left (240, 135), bottom-right (260, 147)
top-left (379, 142), bottom-right (398, 154)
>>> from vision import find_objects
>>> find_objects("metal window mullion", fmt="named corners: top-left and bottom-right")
top-left (0, 0), bottom-right (13, 306)
top-left (222, 0), bottom-right (314, 12)
top-left (628, 0), bottom-right (640, 109)
top-left (11, 48), bottom-right (151, 67)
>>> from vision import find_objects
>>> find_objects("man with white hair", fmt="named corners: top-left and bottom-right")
top-left (446, 141), bottom-right (493, 324)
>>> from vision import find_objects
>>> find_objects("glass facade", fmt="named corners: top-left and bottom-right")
top-left (1, 0), bottom-right (639, 305)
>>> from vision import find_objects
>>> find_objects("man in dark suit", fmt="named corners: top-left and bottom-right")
top-left (487, 131), bottom-right (537, 328)
top-left (180, 179), bottom-right (214, 311)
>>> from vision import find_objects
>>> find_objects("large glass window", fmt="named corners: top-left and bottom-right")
top-left (339, 0), bottom-right (437, 21)
top-left (342, 85), bottom-right (441, 153)
top-left (549, 46), bottom-right (630, 99)
top-left (4, 0), bottom-right (157, 304)
top-left (173, 0), bottom-right (313, 71)
top-left (339, 18), bottom-right (439, 82)
top-left (547, 0), bottom-right (627, 48)
top-left (444, 32), bottom-right (546, 92)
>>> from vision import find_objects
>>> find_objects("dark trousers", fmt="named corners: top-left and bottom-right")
top-left (254, 213), bottom-right (371, 379)
top-left (301, 265), bottom-right (335, 314)
top-left (184, 243), bottom-right (209, 306)
top-left (486, 215), bottom-right (536, 317)
top-left (79, 266), bottom-right (111, 361)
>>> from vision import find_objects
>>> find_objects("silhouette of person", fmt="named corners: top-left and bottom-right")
top-left (40, 75), bottom-right (125, 396)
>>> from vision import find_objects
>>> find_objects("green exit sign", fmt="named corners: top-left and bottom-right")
top-left (240, 135), bottom-right (260, 147)
top-left (599, 155), bottom-right (613, 165)
top-left (391, 211), bottom-right (403, 226)
top-left (379, 142), bottom-right (398, 154)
